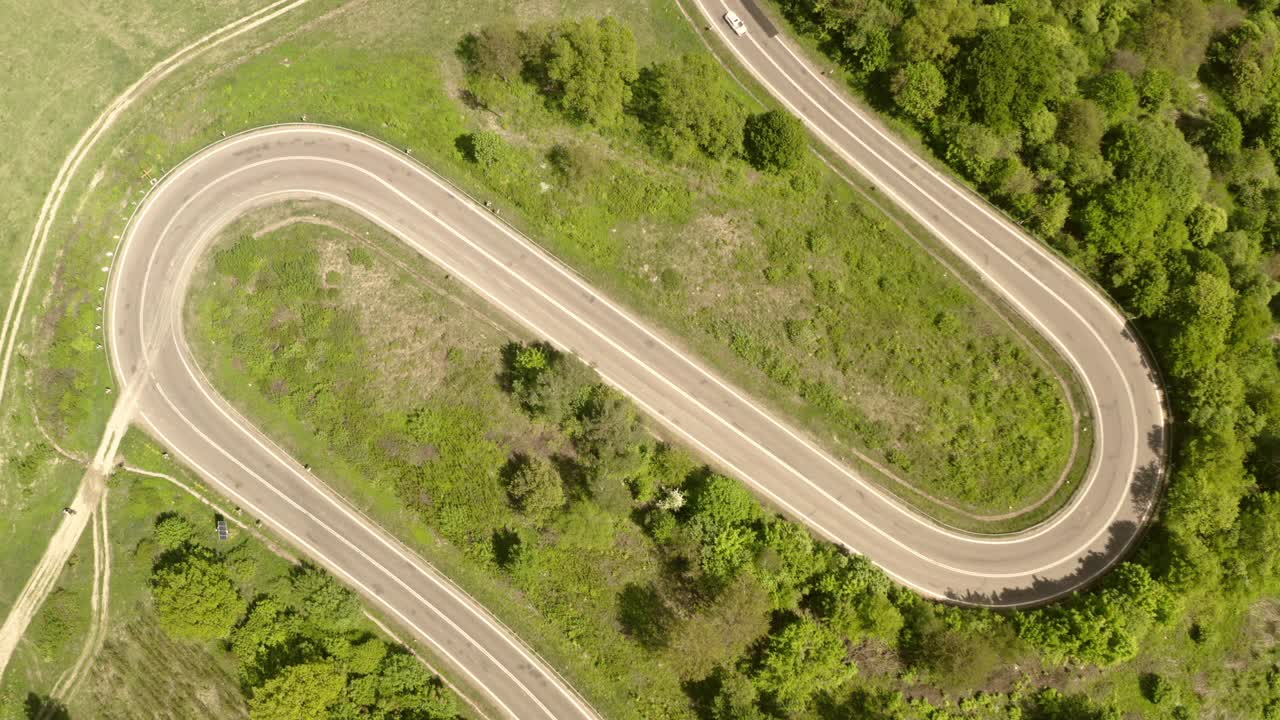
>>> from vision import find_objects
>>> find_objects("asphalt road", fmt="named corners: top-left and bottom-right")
top-left (103, 8), bottom-right (1165, 714)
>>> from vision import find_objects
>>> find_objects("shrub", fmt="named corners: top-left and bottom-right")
top-left (744, 110), bottom-right (807, 173)
top-left (462, 22), bottom-right (526, 81)
top-left (153, 513), bottom-right (196, 551)
top-left (507, 454), bottom-right (566, 524)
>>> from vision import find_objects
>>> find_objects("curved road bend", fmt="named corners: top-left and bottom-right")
top-left (691, 1), bottom-right (1167, 588)
top-left (104, 26), bottom-right (1166, 707)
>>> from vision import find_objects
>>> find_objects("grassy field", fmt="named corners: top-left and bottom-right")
top-left (188, 208), bottom-right (912, 717)
top-left (0, 0), bottom-right (268, 282)
top-left (24, 0), bottom-right (1084, 525)
top-left (0, 0), bottom-right (276, 641)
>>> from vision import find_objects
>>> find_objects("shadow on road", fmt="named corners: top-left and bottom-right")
top-left (943, 519), bottom-right (1138, 607)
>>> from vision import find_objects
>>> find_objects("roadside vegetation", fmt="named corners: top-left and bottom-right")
top-left (10, 0), bottom-right (1280, 716)
top-left (450, 15), bottom-right (1079, 518)
top-left (187, 210), bottom-right (1280, 718)
top-left (188, 217), bottom-right (1122, 718)
top-left (0, 0), bottom-right (278, 624)
top-left (23, 0), bottom-right (1081, 526)
top-left (0, 434), bottom-right (464, 720)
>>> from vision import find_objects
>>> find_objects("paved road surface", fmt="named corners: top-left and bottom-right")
top-left (103, 9), bottom-right (1168, 713)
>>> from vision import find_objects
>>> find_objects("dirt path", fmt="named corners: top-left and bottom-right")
top-left (0, 0), bottom-right (310, 689)
top-left (0, 0), bottom-right (310, 409)
top-left (0, 469), bottom-right (106, 679)
top-left (41, 491), bottom-right (111, 715)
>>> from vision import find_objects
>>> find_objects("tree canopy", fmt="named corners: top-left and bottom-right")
top-left (151, 548), bottom-right (246, 642)
top-left (744, 110), bottom-right (808, 172)
top-left (538, 17), bottom-right (638, 128)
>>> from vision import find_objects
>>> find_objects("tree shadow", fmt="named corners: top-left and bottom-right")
top-left (944, 520), bottom-right (1138, 607)
top-left (454, 133), bottom-right (480, 164)
top-left (25, 694), bottom-right (69, 720)
top-left (616, 581), bottom-right (675, 650)
top-left (1131, 460), bottom-right (1163, 515)
top-left (492, 527), bottom-right (523, 568)
top-left (681, 670), bottom-right (724, 720)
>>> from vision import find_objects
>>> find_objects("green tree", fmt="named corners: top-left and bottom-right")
top-left (1197, 108), bottom-right (1244, 165)
top-left (1085, 70), bottom-right (1138, 123)
top-left (463, 22), bottom-right (526, 81)
top-left (289, 565), bottom-right (363, 633)
top-left (945, 121), bottom-right (1003, 183)
top-left (573, 385), bottom-right (647, 477)
top-left (757, 519), bottom-right (818, 610)
top-left (892, 61), bottom-right (947, 121)
top-left (1206, 18), bottom-right (1280, 120)
top-left (151, 548), bottom-right (247, 642)
top-left (812, 554), bottom-right (903, 643)
top-left (153, 514), bottom-right (196, 551)
top-left (688, 474), bottom-right (762, 535)
top-left (962, 23), bottom-right (1071, 130)
top-left (1056, 98), bottom-right (1105, 153)
top-left (507, 343), bottom-right (593, 422)
top-left (1165, 271), bottom-right (1236, 381)
top-left (1016, 562), bottom-right (1170, 665)
top-left (230, 597), bottom-right (300, 687)
top-left (710, 668), bottom-right (768, 720)
top-left (507, 454), bottom-right (565, 524)
top-left (1235, 491), bottom-right (1280, 589)
top-left (369, 652), bottom-right (458, 719)
top-left (249, 661), bottom-right (347, 720)
top-left (752, 616), bottom-right (855, 714)
top-left (896, 0), bottom-right (977, 63)
top-left (744, 110), bottom-right (808, 173)
top-left (636, 53), bottom-right (747, 159)
top-left (1187, 202), bottom-right (1228, 247)
top-left (539, 17), bottom-right (638, 127)
top-left (666, 575), bottom-right (772, 680)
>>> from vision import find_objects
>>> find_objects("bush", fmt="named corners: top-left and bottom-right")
top-left (506, 454), bottom-right (566, 524)
top-left (153, 513), bottom-right (196, 551)
top-left (548, 142), bottom-right (603, 188)
top-left (461, 22), bottom-right (526, 81)
top-left (744, 110), bottom-right (807, 173)
top-left (460, 130), bottom-right (510, 169)
top-left (347, 246), bottom-right (373, 268)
